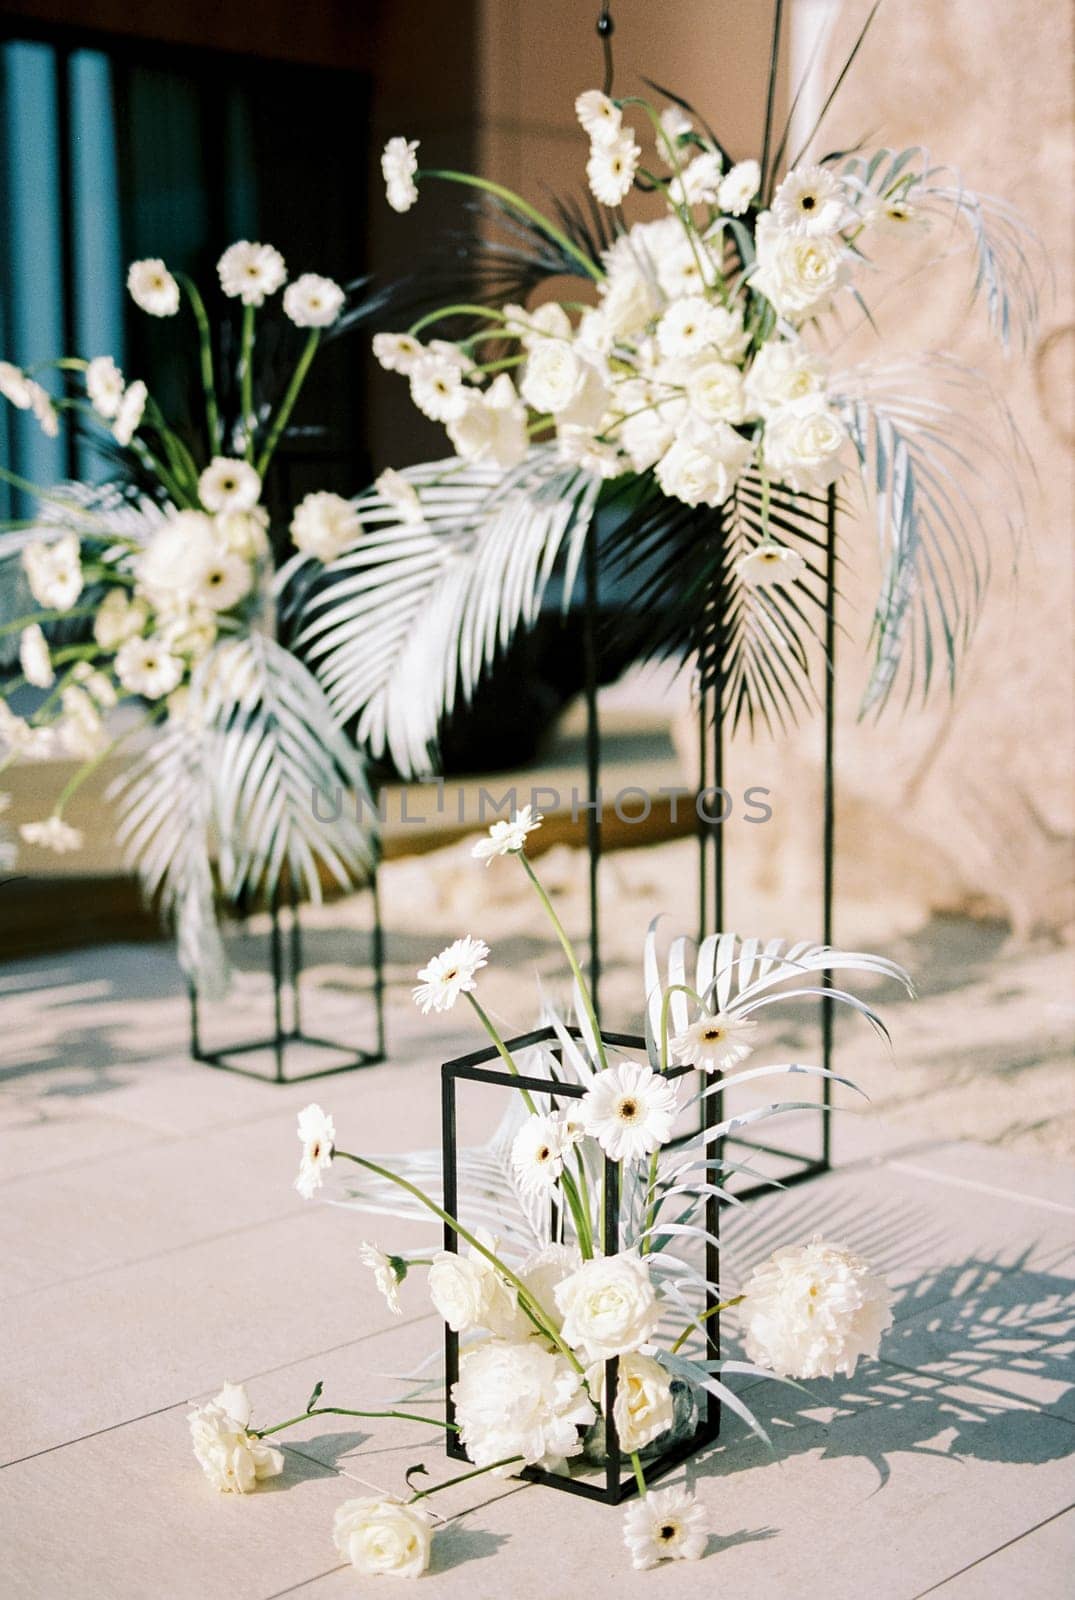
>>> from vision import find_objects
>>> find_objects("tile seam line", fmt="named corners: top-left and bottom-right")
top-left (911, 1501), bottom-right (1075, 1597)
top-left (888, 1160), bottom-right (1075, 1216)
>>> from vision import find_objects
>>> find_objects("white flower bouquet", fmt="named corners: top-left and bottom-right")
top-left (193, 810), bottom-right (910, 1576)
top-left (0, 245), bottom-right (378, 991)
top-left (295, 59), bottom-right (1041, 776)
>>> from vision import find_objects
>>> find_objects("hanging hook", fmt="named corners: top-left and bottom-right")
top-left (596, 3), bottom-right (615, 96)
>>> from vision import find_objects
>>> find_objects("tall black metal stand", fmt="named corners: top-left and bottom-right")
top-left (582, 528), bottom-right (602, 1016)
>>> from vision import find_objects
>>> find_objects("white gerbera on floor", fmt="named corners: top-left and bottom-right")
top-left (622, 1484), bottom-right (709, 1570)
top-left (670, 1010), bottom-right (758, 1074)
top-left (413, 936), bottom-right (490, 1014)
top-left (581, 1059), bottom-right (679, 1161)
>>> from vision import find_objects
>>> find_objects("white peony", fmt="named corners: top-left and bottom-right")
top-left (744, 337), bottom-right (828, 416)
top-left (736, 542), bottom-right (807, 588)
top-left (751, 213), bottom-right (848, 322)
top-left (85, 356), bottom-right (125, 418)
top-left (290, 491), bottom-right (362, 563)
top-left (575, 89), bottom-right (622, 145)
top-left (333, 1497), bottom-right (432, 1579)
top-left (428, 1242), bottom-right (525, 1339)
top-left (217, 240), bottom-right (287, 306)
top-left (112, 380), bottom-right (147, 447)
top-left (22, 533), bottom-right (83, 611)
top-left (198, 456), bottom-right (261, 515)
top-left (588, 1351), bottom-right (674, 1452)
top-left (771, 163), bottom-right (850, 237)
top-left (412, 935), bottom-right (489, 1014)
top-left (446, 374), bottom-right (528, 469)
top-left (284, 273), bottom-right (345, 329)
top-left (382, 136), bottom-right (420, 213)
top-left (19, 624), bottom-right (53, 689)
top-left (587, 128), bottom-right (640, 207)
top-left (623, 1484), bottom-right (708, 1571)
top-left (127, 258), bottom-right (180, 317)
top-left (581, 1059), bottom-right (679, 1162)
top-left (471, 803), bottom-right (543, 862)
top-left (188, 1382), bottom-right (284, 1495)
top-left (739, 1234), bottom-right (893, 1378)
top-left (295, 1103), bottom-right (335, 1199)
top-left (556, 1252), bottom-right (661, 1362)
top-left (521, 340), bottom-right (588, 415)
top-left (656, 417), bottom-right (753, 508)
top-left (718, 158), bottom-right (761, 216)
top-left (763, 399), bottom-right (849, 491)
top-left (114, 636), bottom-right (184, 700)
top-left (20, 815), bottom-right (83, 853)
top-left (451, 1339), bottom-right (595, 1471)
top-left (372, 331), bottom-right (423, 374)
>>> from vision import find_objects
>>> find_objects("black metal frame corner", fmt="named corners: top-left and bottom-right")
top-left (188, 871), bottom-right (386, 1085)
top-left (440, 1024), bottom-right (720, 1504)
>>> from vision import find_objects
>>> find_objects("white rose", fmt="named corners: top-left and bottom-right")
top-left (290, 492), bottom-right (362, 563)
top-left (744, 338), bottom-right (828, 417)
top-left (428, 1242), bottom-right (525, 1338)
top-left (599, 265), bottom-right (659, 337)
top-left (588, 1351), bottom-right (675, 1452)
top-left (685, 359), bottom-right (747, 424)
top-left (446, 373), bottom-right (528, 469)
top-left (451, 1339), bottom-right (595, 1471)
top-left (740, 1234), bottom-right (893, 1379)
top-left (521, 340), bottom-right (587, 415)
top-left (517, 1243), bottom-right (582, 1335)
top-left (188, 1383), bottom-right (284, 1494)
top-left (333, 1497), bottom-right (432, 1579)
top-left (555, 1252), bottom-right (661, 1362)
top-left (751, 213), bottom-right (848, 322)
top-left (656, 418), bottom-right (753, 508)
top-left (764, 399), bottom-right (849, 491)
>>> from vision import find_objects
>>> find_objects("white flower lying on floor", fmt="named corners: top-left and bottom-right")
top-left (671, 1010), bottom-right (758, 1074)
top-left (581, 1059), bottom-right (678, 1161)
top-left (588, 1351), bottom-right (675, 1452)
top-left (188, 1382), bottom-right (284, 1495)
top-left (359, 1242), bottom-right (406, 1317)
top-left (555, 1253), bottom-right (661, 1362)
top-left (333, 1496), bottom-right (433, 1579)
top-left (295, 1103), bottom-right (335, 1199)
top-left (412, 935), bottom-right (490, 1014)
top-left (471, 803), bottom-right (543, 862)
top-left (739, 1234), bottom-right (894, 1379)
top-left (451, 1338), bottom-right (595, 1471)
top-left (622, 1484), bottom-right (709, 1571)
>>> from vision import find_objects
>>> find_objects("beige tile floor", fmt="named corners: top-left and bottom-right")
top-left (2, 935), bottom-right (1074, 1599)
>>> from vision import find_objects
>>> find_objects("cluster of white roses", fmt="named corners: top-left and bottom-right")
top-left (373, 92), bottom-right (912, 588)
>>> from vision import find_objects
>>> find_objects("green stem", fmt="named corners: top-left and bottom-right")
top-left (255, 330), bottom-right (320, 479)
top-left (670, 1293), bottom-right (744, 1355)
top-left (54, 711), bottom-right (159, 817)
top-left (253, 1405), bottom-right (457, 1441)
top-left (559, 1166), bottom-right (594, 1261)
top-left (407, 303), bottom-right (507, 339)
top-left (630, 1450), bottom-right (648, 1498)
top-left (408, 1456), bottom-right (523, 1502)
top-left (420, 171), bottom-right (603, 283)
top-left (240, 303), bottom-right (256, 460)
top-left (334, 1150), bottom-right (584, 1374)
top-left (464, 991), bottom-right (536, 1116)
top-left (519, 854), bottom-right (607, 1071)
top-left (178, 274), bottom-right (220, 452)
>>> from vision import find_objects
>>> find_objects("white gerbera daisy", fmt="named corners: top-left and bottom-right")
top-left (372, 332), bottom-right (423, 374)
top-left (408, 353), bottom-right (467, 422)
top-left (114, 636), bottom-right (185, 700)
top-left (290, 491), bottom-right (362, 563)
top-left (670, 1010), bottom-right (758, 1074)
top-left (587, 128), bottom-right (640, 207)
top-left (217, 241), bottom-right (287, 306)
top-left (739, 1233), bottom-right (894, 1378)
top-left (358, 1241), bottom-right (406, 1316)
top-left (581, 1060), bottom-right (678, 1162)
top-left (575, 89), bottom-right (622, 145)
top-left (19, 624), bottom-right (53, 689)
top-left (93, 589), bottom-right (147, 650)
top-left (471, 803), bottom-right (543, 863)
top-left (191, 548), bottom-right (253, 613)
top-left (382, 136), bottom-right (420, 213)
top-left (198, 456), bottom-right (262, 515)
top-left (283, 273), bottom-right (345, 329)
top-left (20, 816), bottom-right (83, 854)
top-left (718, 158), bottom-right (761, 216)
top-left (85, 356), bottom-right (125, 418)
top-left (374, 468), bottom-right (424, 523)
top-left (511, 1111), bottom-right (582, 1195)
top-left (735, 542), bottom-right (807, 588)
top-left (771, 164), bottom-right (849, 236)
top-left (622, 1485), bottom-right (709, 1571)
top-left (0, 361), bottom-right (32, 409)
top-left (656, 297), bottom-right (716, 359)
top-left (112, 380), bottom-right (147, 447)
top-left (295, 1103), bottom-right (335, 1199)
top-left (22, 533), bottom-right (83, 611)
top-left (127, 258), bottom-right (180, 317)
top-left (412, 935), bottom-right (490, 1014)
top-left (667, 149), bottom-right (723, 208)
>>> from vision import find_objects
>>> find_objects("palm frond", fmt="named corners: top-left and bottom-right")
top-left (298, 447), bottom-right (600, 777)
top-left (831, 354), bottom-right (1030, 714)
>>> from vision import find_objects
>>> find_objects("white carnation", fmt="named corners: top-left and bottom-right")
top-left (188, 1383), bottom-right (284, 1494)
top-left (739, 1234), bottom-right (893, 1378)
top-left (451, 1339), bottom-right (595, 1471)
top-left (555, 1252), bottom-right (661, 1362)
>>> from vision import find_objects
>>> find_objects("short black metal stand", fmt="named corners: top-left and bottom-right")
top-left (188, 872), bottom-right (386, 1085)
top-left (441, 1024), bottom-right (720, 1503)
